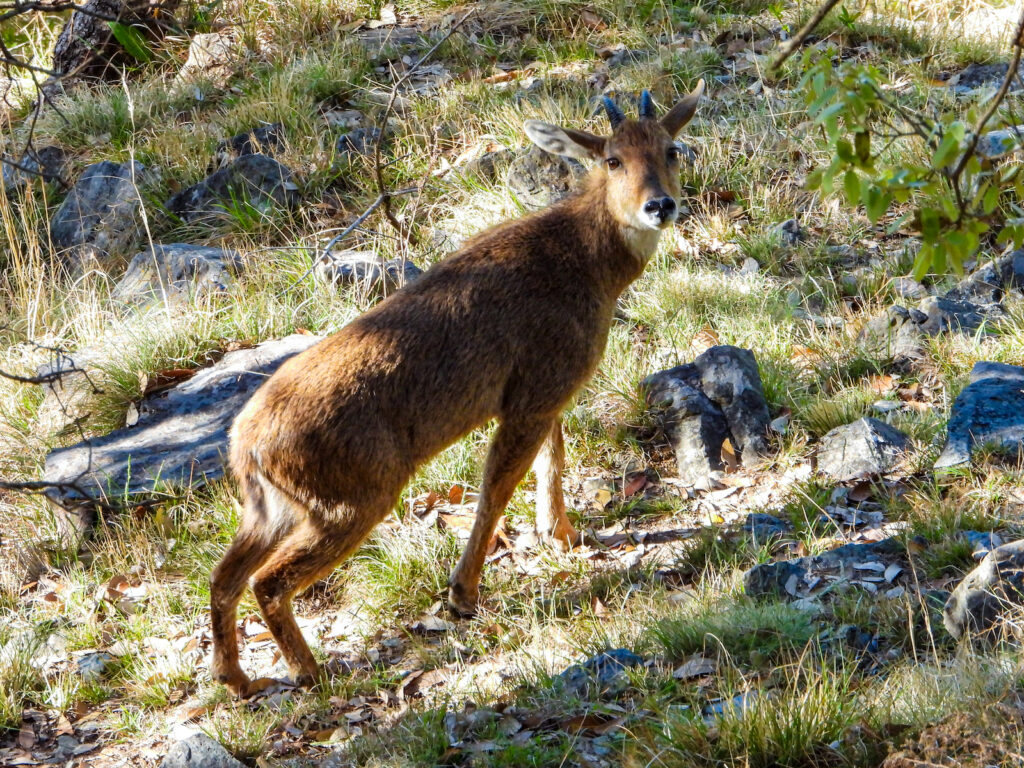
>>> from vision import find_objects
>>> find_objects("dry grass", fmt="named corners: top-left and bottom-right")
top-left (1, 0), bottom-right (1023, 764)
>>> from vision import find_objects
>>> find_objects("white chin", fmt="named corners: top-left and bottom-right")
top-left (637, 213), bottom-right (676, 230)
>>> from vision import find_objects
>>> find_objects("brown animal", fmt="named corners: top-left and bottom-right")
top-left (209, 82), bottom-right (705, 696)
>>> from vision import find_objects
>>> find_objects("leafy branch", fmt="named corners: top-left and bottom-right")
top-left (792, 2), bottom-right (1024, 277)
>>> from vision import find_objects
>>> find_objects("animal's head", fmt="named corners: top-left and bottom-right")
top-left (524, 81), bottom-right (704, 234)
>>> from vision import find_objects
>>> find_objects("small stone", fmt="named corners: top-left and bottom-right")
top-left (507, 145), bottom-right (586, 209)
top-left (936, 361), bottom-right (1024, 469)
top-left (744, 560), bottom-right (806, 600)
top-left (1, 145), bottom-right (68, 191)
top-left (50, 160), bottom-right (150, 272)
top-left (772, 218), bottom-right (805, 247)
top-left (975, 124), bottom-right (1024, 159)
top-left (462, 149), bottom-right (514, 182)
top-left (913, 295), bottom-right (993, 335)
top-left (962, 530), bottom-right (1004, 560)
top-left (113, 244), bottom-right (243, 305)
top-left (337, 126), bottom-right (383, 157)
top-left (160, 733), bottom-right (246, 768)
top-left (316, 249), bottom-right (422, 295)
top-left (76, 651), bottom-right (114, 681)
top-left (213, 123), bottom-right (285, 167)
top-left (817, 417), bottom-right (911, 481)
top-left (557, 648), bottom-right (644, 696)
top-left (892, 276), bottom-right (927, 300)
top-left (944, 539), bottom-right (1024, 641)
top-left (739, 257), bottom-right (759, 275)
top-left (741, 513), bottom-right (788, 541)
top-left (166, 154), bottom-right (299, 225)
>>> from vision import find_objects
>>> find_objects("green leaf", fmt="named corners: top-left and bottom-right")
top-left (843, 169), bottom-right (860, 204)
top-left (931, 132), bottom-right (960, 170)
top-left (107, 21), bottom-right (152, 63)
top-left (912, 243), bottom-right (933, 281)
top-left (836, 138), bottom-right (855, 163)
top-left (864, 185), bottom-right (891, 223)
top-left (982, 184), bottom-right (999, 215)
top-left (920, 207), bottom-right (940, 241)
top-left (854, 131), bottom-right (871, 165)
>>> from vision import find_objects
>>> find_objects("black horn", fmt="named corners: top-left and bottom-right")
top-left (639, 90), bottom-right (655, 120)
top-left (603, 96), bottom-right (625, 129)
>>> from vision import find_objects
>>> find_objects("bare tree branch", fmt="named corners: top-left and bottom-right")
top-left (371, 8), bottom-right (474, 246)
top-left (771, 0), bottom-right (843, 73)
top-left (952, 8), bottom-right (1024, 179)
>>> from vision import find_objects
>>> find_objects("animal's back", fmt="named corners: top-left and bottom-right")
top-left (230, 202), bottom-right (610, 508)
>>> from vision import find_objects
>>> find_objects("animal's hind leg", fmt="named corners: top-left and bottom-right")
top-left (532, 420), bottom-right (580, 551)
top-left (250, 507), bottom-right (385, 686)
top-left (210, 479), bottom-right (288, 696)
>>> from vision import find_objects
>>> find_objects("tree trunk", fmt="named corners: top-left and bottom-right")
top-left (52, 0), bottom-right (180, 80)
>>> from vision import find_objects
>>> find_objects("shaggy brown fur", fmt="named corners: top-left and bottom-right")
top-left (210, 82), bottom-right (704, 696)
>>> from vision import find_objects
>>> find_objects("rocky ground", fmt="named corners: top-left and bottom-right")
top-left (3, 0), bottom-right (1024, 766)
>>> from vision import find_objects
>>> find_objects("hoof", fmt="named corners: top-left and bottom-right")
top-left (539, 522), bottom-right (581, 552)
top-left (447, 583), bottom-right (479, 618)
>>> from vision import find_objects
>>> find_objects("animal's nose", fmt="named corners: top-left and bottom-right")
top-left (643, 196), bottom-right (677, 221)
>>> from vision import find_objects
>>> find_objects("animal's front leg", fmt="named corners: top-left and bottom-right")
top-left (448, 417), bottom-right (553, 616)
top-left (532, 419), bottom-right (580, 550)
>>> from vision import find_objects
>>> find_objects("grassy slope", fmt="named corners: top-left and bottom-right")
top-left (1, 0), bottom-right (1024, 765)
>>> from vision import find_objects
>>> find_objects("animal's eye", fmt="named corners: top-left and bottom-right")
top-left (667, 146), bottom-right (680, 162)
top-left (606, 157), bottom-right (622, 170)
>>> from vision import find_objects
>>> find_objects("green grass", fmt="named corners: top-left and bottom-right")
top-left (1, 0), bottom-right (1024, 762)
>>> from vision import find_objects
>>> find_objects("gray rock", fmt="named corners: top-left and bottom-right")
top-left (113, 244), bottom-right (243, 304)
top-left (1, 145), bottom-right (68, 191)
top-left (316, 249), bottom-right (422, 294)
top-left (41, 334), bottom-right (319, 517)
top-left (950, 62), bottom-right (1024, 94)
top-left (744, 560), bottom-right (806, 599)
top-left (337, 126), bottom-right (382, 157)
top-left (817, 417), bottom-right (911, 481)
top-left (946, 250), bottom-right (1024, 304)
top-left (914, 295), bottom-right (993, 334)
top-left (745, 538), bottom-right (904, 600)
top-left (166, 154), bottom-right (299, 225)
top-left (692, 346), bottom-right (772, 462)
top-left (976, 125), bottom-right (1024, 159)
top-left (936, 361), bottom-right (1024, 469)
top-left (558, 648), bottom-right (644, 696)
top-left (507, 145), bottom-right (586, 209)
top-left (962, 530), bottom-right (1004, 560)
top-left (943, 539), bottom-right (1024, 640)
top-left (213, 123), bottom-right (285, 167)
top-left (645, 373), bottom-right (730, 484)
top-left (742, 512), bottom-right (789, 541)
top-left (892, 276), bottom-right (927, 300)
top-left (857, 305), bottom-right (924, 361)
top-left (773, 218), bottom-right (805, 247)
top-left (462, 149), bottom-right (514, 182)
top-left (160, 733), bottom-right (245, 768)
top-left (50, 160), bottom-right (149, 271)
top-left (644, 346), bottom-right (771, 485)
top-left (76, 651), bottom-right (114, 680)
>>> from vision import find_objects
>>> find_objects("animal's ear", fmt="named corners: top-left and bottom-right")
top-left (524, 120), bottom-right (606, 161)
top-left (661, 79), bottom-right (705, 137)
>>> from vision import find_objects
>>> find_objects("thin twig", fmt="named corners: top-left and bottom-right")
top-left (284, 186), bottom-right (420, 295)
top-left (951, 6), bottom-right (1024, 179)
top-left (371, 8), bottom-right (474, 246)
top-left (771, 0), bottom-right (843, 73)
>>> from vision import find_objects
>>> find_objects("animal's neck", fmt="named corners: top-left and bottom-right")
top-left (568, 173), bottom-right (662, 297)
